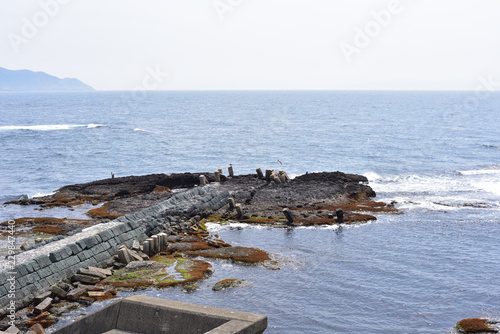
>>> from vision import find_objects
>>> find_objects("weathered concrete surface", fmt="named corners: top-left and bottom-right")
top-left (53, 295), bottom-right (267, 334)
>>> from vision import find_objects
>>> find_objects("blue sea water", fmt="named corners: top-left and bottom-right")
top-left (0, 91), bottom-right (499, 333)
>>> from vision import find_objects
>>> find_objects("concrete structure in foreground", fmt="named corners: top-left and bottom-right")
top-left (53, 295), bottom-right (267, 334)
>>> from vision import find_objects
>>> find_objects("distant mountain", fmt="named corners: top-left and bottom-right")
top-left (0, 67), bottom-right (94, 92)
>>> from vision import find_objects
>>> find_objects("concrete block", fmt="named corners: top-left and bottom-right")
top-left (34, 297), bottom-right (53, 314)
top-left (49, 251), bottom-right (63, 263)
top-left (66, 255), bottom-right (79, 267)
top-left (61, 246), bottom-right (72, 259)
top-left (17, 264), bottom-right (29, 276)
top-left (38, 267), bottom-right (52, 279)
top-left (78, 268), bottom-right (107, 279)
top-left (72, 274), bottom-right (101, 284)
top-left (77, 252), bottom-right (87, 262)
top-left (69, 243), bottom-right (82, 255)
top-left (99, 229), bottom-right (114, 241)
top-left (17, 276), bottom-right (29, 288)
top-left (84, 236), bottom-right (98, 249)
top-left (76, 240), bottom-right (88, 250)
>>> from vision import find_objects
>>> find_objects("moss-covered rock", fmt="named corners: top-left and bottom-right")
top-left (101, 256), bottom-right (211, 288)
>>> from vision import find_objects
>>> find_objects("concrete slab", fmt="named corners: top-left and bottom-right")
top-left (53, 295), bottom-right (267, 334)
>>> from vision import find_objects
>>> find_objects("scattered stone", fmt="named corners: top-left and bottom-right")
top-left (212, 279), bottom-right (244, 291)
top-left (78, 268), bottom-right (107, 279)
top-left (72, 274), bottom-right (101, 284)
top-left (34, 298), bottom-right (52, 315)
top-left (117, 247), bottom-right (143, 264)
top-left (26, 323), bottom-right (45, 334)
top-left (136, 250), bottom-right (150, 261)
top-left (24, 311), bottom-right (49, 327)
top-left (20, 242), bottom-right (30, 250)
top-left (50, 286), bottom-right (67, 299)
top-left (131, 239), bottom-right (140, 251)
top-left (34, 238), bottom-right (43, 244)
top-left (66, 288), bottom-right (85, 301)
top-left (82, 285), bottom-right (105, 291)
top-left (87, 266), bottom-right (112, 276)
top-left (2, 325), bottom-right (20, 334)
top-left (57, 282), bottom-right (72, 292)
top-left (87, 291), bottom-right (105, 297)
top-left (33, 292), bottom-right (52, 305)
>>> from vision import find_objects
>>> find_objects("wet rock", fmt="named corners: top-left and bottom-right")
top-left (181, 285), bottom-right (199, 293)
top-left (186, 246), bottom-right (270, 264)
top-left (456, 318), bottom-right (499, 333)
top-left (102, 256), bottom-right (211, 288)
top-left (212, 279), bottom-right (244, 291)
top-left (168, 242), bottom-right (214, 252)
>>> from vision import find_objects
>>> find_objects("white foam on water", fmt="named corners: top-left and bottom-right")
top-left (0, 124), bottom-right (106, 131)
top-left (364, 167), bottom-right (500, 212)
top-left (87, 123), bottom-right (106, 128)
top-left (29, 191), bottom-right (55, 199)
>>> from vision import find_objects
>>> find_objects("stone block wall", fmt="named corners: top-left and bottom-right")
top-left (0, 184), bottom-right (230, 314)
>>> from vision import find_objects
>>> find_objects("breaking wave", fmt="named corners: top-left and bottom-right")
top-left (0, 124), bottom-right (105, 131)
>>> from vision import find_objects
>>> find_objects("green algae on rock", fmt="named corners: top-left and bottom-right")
top-left (101, 255), bottom-right (211, 288)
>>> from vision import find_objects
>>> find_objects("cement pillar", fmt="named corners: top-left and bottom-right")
top-left (256, 168), bottom-right (264, 179)
top-left (265, 169), bottom-right (273, 181)
top-left (214, 171), bottom-right (221, 182)
top-left (283, 208), bottom-right (295, 226)
top-left (228, 198), bottom-right (236, 209)
top-left (228, 165), bottom-right (234, 177)
top-left (152, 235), bottom-right (159, 254)
top-left (278, 172), bottom-right (287, 183)
top-left (146, 238), bottom-right (154, 256)
top-left (199, 175), bottom-right (208, 186)
top-left (336, 209), bottom-right (344, 224)
top-left (143, 240), bottom-right (150, 257)
top-left (235, 204), bottom-right (243, 218)
top-left (157, 233), bottom-right (165, 251)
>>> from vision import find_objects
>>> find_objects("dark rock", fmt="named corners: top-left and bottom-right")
top-left (212, 279), bottom-right (244, 291)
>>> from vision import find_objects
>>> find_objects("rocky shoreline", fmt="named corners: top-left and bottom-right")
top-left (1, 169), bottom-right (399, 333)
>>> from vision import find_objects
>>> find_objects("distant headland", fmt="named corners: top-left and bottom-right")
top-left (0, 67), bottom-right (94, 92)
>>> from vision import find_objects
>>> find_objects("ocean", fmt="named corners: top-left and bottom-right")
top-left (0, 91), bottom-right (499, 333)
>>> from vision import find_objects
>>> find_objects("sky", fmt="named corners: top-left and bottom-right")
top-left (1, 0), bottom-right (499, 91)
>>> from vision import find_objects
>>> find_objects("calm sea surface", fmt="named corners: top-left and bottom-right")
top-left (0, 91), bottom-right (499, 333)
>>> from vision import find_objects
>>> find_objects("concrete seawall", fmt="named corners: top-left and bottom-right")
top-left (0, 185), bottom-right (230, 313)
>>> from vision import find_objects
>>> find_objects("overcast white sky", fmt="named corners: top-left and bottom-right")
top-left (1, 0), bottom-right (499, 90)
